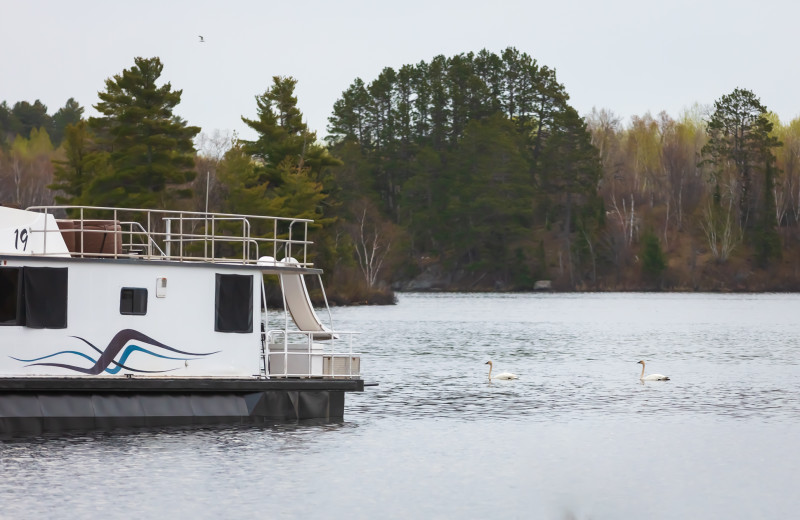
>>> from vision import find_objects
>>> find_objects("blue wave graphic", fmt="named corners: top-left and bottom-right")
top-left (11, 329), bottom-right (219, 375)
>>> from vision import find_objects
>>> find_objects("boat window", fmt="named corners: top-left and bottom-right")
top-left (23, 267), bottom-right (68, 329)
top-left (0, 267), bottom-right (23, 326)
top-left (120, 288), bottom-right (148, 315)
top-left (215, 273), bottom-right (253, 333)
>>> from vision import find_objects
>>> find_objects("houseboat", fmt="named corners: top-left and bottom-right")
top-left (0, 204), bottom-right (363, 437)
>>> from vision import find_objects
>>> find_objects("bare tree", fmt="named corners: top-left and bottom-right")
top-left (1, 130), bottom-right (56, 208)
top-left (774, 117), bottom-right (800, 231)
top-left (195, 130), bottom-right (234, 162)
top-left (191, 131), bottom-right (235, 214)
top-left (353, 206), bottom-right (391, 288)
top-left (586, 107), bottom-right (622, 172)
top-left (701, 199), bottom-right (739, 262)
top-left (609, 191), bottom-right (637, 246)
top-left (660, 109), bottom-right (707, 236)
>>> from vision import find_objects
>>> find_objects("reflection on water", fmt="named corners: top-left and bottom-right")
top-left (2, 293), bottom-right (799, 518)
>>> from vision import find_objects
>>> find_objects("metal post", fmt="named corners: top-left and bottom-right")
top-left (165, 219), bottom-right (171, 258)
top-left (79, 207), bottom-right (85, 257)
top-left (179, 213), bottom-right (184, 261)
top-left (113, 209), bottom-right (118, 259)
top-left (42, 208), bottom-right (48, 255)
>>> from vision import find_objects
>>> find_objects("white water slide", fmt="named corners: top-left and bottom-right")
top-left (259, 256), bottom-right (335, 339)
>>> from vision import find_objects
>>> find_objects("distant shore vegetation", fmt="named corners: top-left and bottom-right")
top-left (2, 48), bottom-right (800, 300)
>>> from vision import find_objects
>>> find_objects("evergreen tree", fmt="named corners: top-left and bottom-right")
top-left (701, 88), bottom-right (781, 229)
top-left (216, 143), bottom-right (271, 216)
top-left (538, 105), bottom-right (602, 285)
top-left (754, 159), bottom-right (782, 266)
top-left (539, 106), bottom-right (602, 234)
top-left (51, 98), bottom-right (85, 146)
top-left (427, 55), bottom-right (451, 151)
top-left (641, 230), bottom-right (667, 277)
top-left (529, 67), bottom-right (569, 169)
top-left (412, 60), bottom-right (432, 141)
top-left (50, 120), bottom-right (110, 205)
top-left (11, 100), bottom-right (52, 139)
top-left (394, 64), bottom-right (417, 149)
top-left (399, 145), bottom-right (443, 252)
top-left (327, 78), bottom-right (371, 147)
top-left (367, 67), bottom-right (397, 151)
top-left (239, 76), bottom-right (340, 227)
top-left (446, 114), bottom-right (533, 277)
top-left (0, 101), bottom-right (18, 145)
top-left (87, 56), bottom-right (200, 208)
top-left (241, 76), bottom-right (340, 187)
top-left (446, 53), bottom-right (474, 142)
top-left (324, 47), bottom-right (596, 287)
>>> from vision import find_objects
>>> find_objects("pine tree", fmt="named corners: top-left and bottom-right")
top-left (327, 78), bottom-right (371, 147)
top-left (324, 47), bottom-right (594, 287)
top-left (11, 100), bottom-right (52, 139)
top-left (51, 98), bottom-right (84, 146)
top-left (238, 76), bottom-right (340, 221)
top-left (0, 101), bottom-right (19, 145)
top-left (537, 105), bottom-right (602, 287)
top-left (87, 56), bottom-right (200, 208)
top-left (50, 120), bottom-right (110, 205)
top-left (754, 159), bottom-right (782, 266)
top-left (539, 105), bottom-right (602, 236)
top-left (701, 88), bottom-right (781, 230)
top-left (241, 76), bottom-right (341, 186)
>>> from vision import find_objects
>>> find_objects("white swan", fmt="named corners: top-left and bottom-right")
top-left (485, 361), bottom-right (518, 381)
top-left (637, 360), bottom-right (670, 381)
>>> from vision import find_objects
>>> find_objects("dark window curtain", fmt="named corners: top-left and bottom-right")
top-left (24, 267), bottom-right (68, 329)
top-left (0, 268), bottom-right (24, 325)
top-left (215, 274), bottom-right (253, 333)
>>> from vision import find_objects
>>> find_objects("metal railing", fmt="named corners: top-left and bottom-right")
top-left (266, 329), bottom-right (361, 379)
top-left (25, 205), bottom-right (314, 266)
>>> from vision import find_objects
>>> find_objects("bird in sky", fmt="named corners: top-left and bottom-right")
top-left (198, 35), bottom-right (205, 43)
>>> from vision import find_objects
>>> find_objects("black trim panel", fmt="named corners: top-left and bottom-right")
top-left (0, 377), bottom-right (364, 392)
top-left (0, 390), bottom-right (348, 437)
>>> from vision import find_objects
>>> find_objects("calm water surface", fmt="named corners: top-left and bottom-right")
top-left (2, 293), bottom-right (799, 519)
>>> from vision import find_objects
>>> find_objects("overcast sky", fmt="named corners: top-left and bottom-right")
top-left (3, 0), bottom-right (797, 144)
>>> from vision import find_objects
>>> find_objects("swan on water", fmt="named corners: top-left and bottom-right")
top-left (485, 361), bottom-right (518, 381)
top-left (637, 360), bottom-right (670, 381)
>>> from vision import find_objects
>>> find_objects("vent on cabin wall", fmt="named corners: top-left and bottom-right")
top-left (156, 277), bottom-right (167, 298)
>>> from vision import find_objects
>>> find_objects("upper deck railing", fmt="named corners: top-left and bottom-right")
top-left (25, 205), bottom-right (314, 267)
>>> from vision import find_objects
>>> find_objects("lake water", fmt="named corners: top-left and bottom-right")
top-left (2, 293), bottom-right (799, 519)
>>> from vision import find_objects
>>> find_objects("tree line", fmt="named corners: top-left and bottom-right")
top-left (326, 48), bottom-right (601, 289)
top-left (326, 49), bottom-right (799, 290)
top-left (1, 48), bottom-right (799, 297)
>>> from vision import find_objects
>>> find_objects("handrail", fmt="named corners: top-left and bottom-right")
top-left (24, 205), bottom-right (314, 266)
top-left (122, 221), bottom-right (166, 257)
top-left (266, 329), bottom-right (361, 379)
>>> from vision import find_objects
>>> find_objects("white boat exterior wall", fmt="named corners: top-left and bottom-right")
top-left (0, 259), bottom-right (261, 378)
top-left (0, 206), bottom-right (70, 256)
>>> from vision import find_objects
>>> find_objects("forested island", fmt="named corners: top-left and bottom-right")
top-left (2, 48), bottom-right (799, 302)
